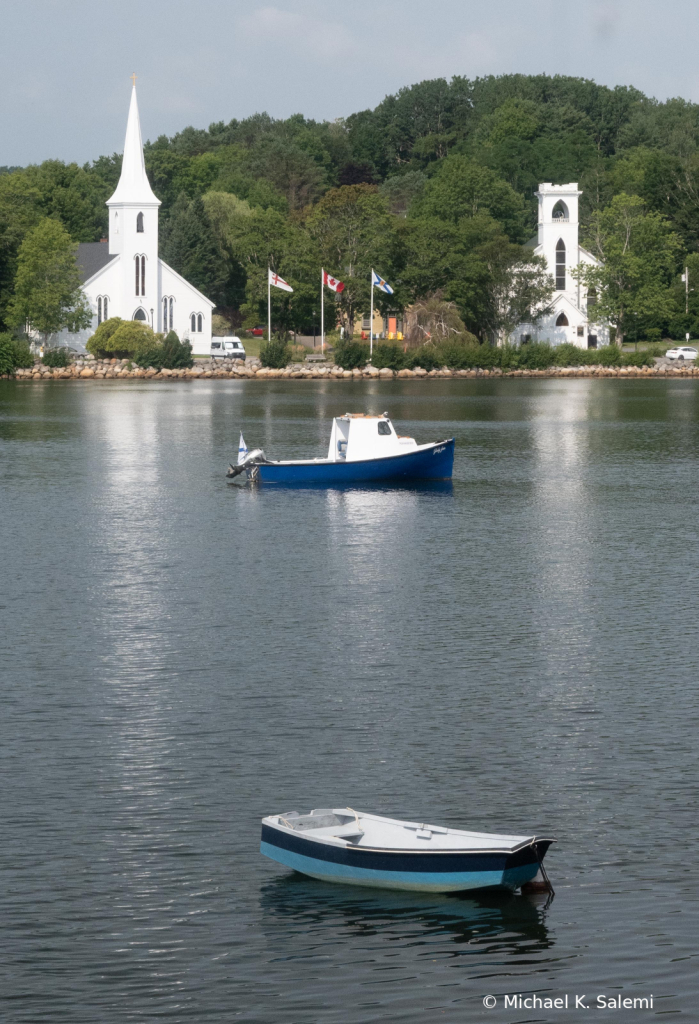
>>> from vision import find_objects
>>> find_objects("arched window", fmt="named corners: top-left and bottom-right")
top-left (197, 313), bottom-right (203, 332)
top-left (135, 255), bottom-right (139, 295)
top-left (97, 296), bottom-right (102, 324)
top-left (169, 297), bottom-right (173, 331)
top-left (103, 296), bottom-right (108, 320)
top-left (552, 200), bottom-right (569, 221)
top-left (136, 212), bottom-right (144, 233)
top-left (141, 255), bottom-right (146, 296)
top-left (191, 313), bottom-right (197, 333)
top-left (555, 239), bottom-right (566, 290)
top-left (133, 308), bottom-right (147, 321)
top-left (556, 312), bottom-right (569, 327)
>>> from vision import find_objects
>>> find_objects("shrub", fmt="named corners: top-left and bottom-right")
top-left (86, 317), bottom-right (124, 356)
top-left (133, 331), bottom-right (194, 370)
top-left (88, 318), bottom-right (157, 358)
top-left (42, 347), bottom-right (71, 368)
top-left (371, 343), bottom-right (406, 370)
top-left (621, 350), bottom-right (654, 367)
top-left (260, 336), bottom-right (291, 368)
top-left (333, 339), bottom-right (369, 369)
top-left (0, 334), bottom-right (34, 375)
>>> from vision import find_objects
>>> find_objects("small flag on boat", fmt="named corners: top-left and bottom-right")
top-left (371, 269), bottom-right (394, 295)
top-left (237, 432), bottom-right (248, 465)
top-left (268, 269), bottom-right (293, 292)
top-left (323, 270), bottom-right (345, 293)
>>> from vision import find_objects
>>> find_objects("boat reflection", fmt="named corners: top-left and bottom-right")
top-left (259, 874), bottom-right (553, 954)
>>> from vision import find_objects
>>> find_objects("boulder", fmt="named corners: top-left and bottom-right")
top-left (397, 368), bottom-right (414, 377)
top-left (379, 367), bottom-right (394, 378)
top-left (79, 368), bottom-right (95, 378)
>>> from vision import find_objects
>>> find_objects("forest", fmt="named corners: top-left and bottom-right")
top-left (4, 72), bottom-right (699, 343)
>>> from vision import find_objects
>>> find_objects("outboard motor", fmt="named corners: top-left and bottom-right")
top-left (226, 448), bottom-right (265, 478)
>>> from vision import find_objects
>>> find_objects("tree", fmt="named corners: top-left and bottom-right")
top-left (414, 155), bottom-right (526, 239)
top-left (576, 193), bottom-right (683, 344)
top-left (7, 218), bottom-right (92, 344)
top-left (449, 237), bottom-right (553, 345)
top-left (160, 193), bottom-right (229, 304)
top-left (307, 184), bottom-right (398, 334)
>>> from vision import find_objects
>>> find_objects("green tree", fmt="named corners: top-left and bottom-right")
top-left (576, 193), bottom-right (683, 344)
top-left (160, 193), bottom-right (229, 303)
top-left (307, 184), bottom-right (398, 334)
top-left (7, 218), bottom-right (92, 343)
top-left (414, 156), bottom-right (526, 239)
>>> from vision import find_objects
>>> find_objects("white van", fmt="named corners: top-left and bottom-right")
top-left (211, 336), bottom-right (246, 360)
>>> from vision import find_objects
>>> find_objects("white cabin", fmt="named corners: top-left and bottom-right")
top-left (327, 414), bottom-right (419, 462)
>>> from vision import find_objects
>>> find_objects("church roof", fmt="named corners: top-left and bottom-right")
top-left (524, 234), bottom-right (538, 249)
top-left (77, 242), bottom-right (117, 284)
top-left (107, 83), bottom-right (160, 206)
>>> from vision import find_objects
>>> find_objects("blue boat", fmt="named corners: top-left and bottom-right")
top-left (261, 808), bottom-right (555, 894)
top-left (227, 413), bottom-right (455, 485)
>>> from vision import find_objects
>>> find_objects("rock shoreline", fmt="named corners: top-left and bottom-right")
top-left (5, 357), bottom-right (699, 381)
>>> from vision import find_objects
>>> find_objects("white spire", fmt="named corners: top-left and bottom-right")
top-left (107, 81), bottom-right (160, 206)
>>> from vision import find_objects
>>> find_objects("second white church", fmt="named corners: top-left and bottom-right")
top-left (74, 82), bottom-right (214, 356)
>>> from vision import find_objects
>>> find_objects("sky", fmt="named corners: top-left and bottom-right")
top-left (3, 0), bottom-right (699, 167)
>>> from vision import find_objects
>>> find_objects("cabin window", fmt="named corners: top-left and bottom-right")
top-left (136, 212), bottom-right (144, 233)
top-left (377, 421), bottom-right (391, 435)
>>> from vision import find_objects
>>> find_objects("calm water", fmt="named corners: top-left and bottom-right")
top-left (1, 378), bottom-right (699, 1023)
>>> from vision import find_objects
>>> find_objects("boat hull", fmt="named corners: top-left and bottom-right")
top-left (260, 824), bottom-right (551, 894)
top-left (251, 439), bottom-right (455, 485)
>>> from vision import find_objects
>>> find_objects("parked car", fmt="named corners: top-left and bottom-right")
top-left (249, 327), bottom-right (265, 337)
top-left (665, 346), bottom-right (698, 361)
top-left (211, 337), bottom-right (246, 360)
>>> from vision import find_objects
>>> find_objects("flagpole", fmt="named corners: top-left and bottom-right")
top-left (321, 267), bottom-right (324, 354)
top-left (267, 268), bottom-right (271, 344)
top-left (369, 269), bottom-right (374, 361)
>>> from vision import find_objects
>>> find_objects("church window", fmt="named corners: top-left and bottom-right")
top-left (197, 313), bottom-right (203, 332)
top-left (97, 296), bottom-right (102, 324)
top-left (587, 287), bottom-right (597, 315)
top-left (133, 308), bottom-right (147, 321)
top-left (191, 313), bottom-right (196, 333)
top-left (137, 212), bottom-right (144, 233)
top-left (169, 297), bottom-right (173, 331)
top-left (555, 239), bottom-right (566, 290)
top-left (135, 255), bottom-right (146, 295)
top-left (162, 296), bottom-right (174, 332)
top-left (552, 200), bottom-right (569, 222)
top-left (141, 255), bottom-right (146, 296)
top-left (556, 312), bottom-right (569, 327)
top-left (103, 296), bottom-right (108, 319)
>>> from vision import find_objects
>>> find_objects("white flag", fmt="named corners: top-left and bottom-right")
top-left (268, 269), bottom-right (293, 292)
top-left (238, 432), bottom-right (248, 465)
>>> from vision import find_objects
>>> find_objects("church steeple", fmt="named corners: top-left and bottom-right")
top-left (107, 80), bottom-right (160, 207)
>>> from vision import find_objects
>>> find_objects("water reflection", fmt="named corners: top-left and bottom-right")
top-left (259, 875), bottom-right (553, 955)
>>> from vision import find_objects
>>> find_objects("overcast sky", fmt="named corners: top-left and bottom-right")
top-left (3, 0), bottom-right (699, 167)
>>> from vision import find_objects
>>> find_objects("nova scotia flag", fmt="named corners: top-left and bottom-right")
top-left (371, 269), bottom-right (394, 294)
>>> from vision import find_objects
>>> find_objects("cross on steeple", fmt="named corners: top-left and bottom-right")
top-left (130, 72), bottom-right (137, 88)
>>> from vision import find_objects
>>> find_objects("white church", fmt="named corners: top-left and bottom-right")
top-left (67, 82), bottom-right (214, 356)
top-left (512, 182), bottom-right (608, 349)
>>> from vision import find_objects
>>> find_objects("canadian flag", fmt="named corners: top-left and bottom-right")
top-left (268, 268), bottom-right (293, 292)
top-left (323, 270), bottom-right (345, 293)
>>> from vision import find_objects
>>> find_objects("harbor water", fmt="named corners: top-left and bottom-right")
top-left (1, 378), bottom-right (698, 1022)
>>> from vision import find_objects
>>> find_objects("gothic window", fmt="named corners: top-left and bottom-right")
top-left (191, 313), bottom-right (196, 333)
top-left (169, 297), bottom-right (173, 331)
top-left (141, 255), bottom-right (146, 296)
top-left (97, 296), bottom-right (102, 324)
top-left (103, 296), bottom-right (108, 319)
top-left (163, 297), bottom-right (167, 329)
top-left (190, 313), bottom-right (203, 333)
top-left (555, 239), bottom-right (566, 290)
top-left (135, 255), bottom-right (139, 295)
top-left (136, 212), bottom-right (144, 233)
top-left (552, 200), bottom-right (569, 221)
top-left (133, 308), bottom-right (147, 321)
top-left (197, 314), bottom-right (203, 332)
top-left (556, 312), bottom-right (569, 327)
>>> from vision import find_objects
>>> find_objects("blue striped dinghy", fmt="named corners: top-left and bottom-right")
top-left (261, 808), bottom-right (554, 893)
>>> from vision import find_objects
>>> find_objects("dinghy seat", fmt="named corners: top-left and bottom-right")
top-left (277, 809), bottom-right (364, 840)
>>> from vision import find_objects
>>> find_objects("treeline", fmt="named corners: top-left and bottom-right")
top-left (4, 73), bottom-right (699, 342)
